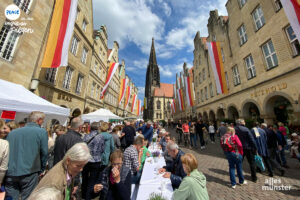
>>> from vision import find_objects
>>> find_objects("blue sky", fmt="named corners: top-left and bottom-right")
top-left (93, 0), bottom-right (228, 100)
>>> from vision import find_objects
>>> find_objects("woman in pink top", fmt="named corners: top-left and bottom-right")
top-left (182, 121), bottom-right (191, 148)
top-left (278, 122), bottom-right (287, 136)
top-left (221, 127), bottom-right (246, 188)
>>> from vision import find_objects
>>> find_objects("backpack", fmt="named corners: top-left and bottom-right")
top-left (221, 134), bottom-right (235, 152)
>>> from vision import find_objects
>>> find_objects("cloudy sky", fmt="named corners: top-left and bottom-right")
top-left (93, 0), bottom-right (228, 100)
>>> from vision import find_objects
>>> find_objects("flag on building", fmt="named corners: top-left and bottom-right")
top-left (118, 78), bottom-right (128, 105)
top-left (177, 89), bottom-right (184, 111)
top-left (131, 94), bottom-right (137, 113)
top-left (207, 42), bottom-right (228, 94)
top-left (41, 0), bottom-right (78, 68)
top-left (282, 0), bottom-right (300, 42)
top-left (185, 75), bottom-right (194, 107)
top-left (125, 86), bottom-right (131, 109)
top-left (101, 62), bottom-right (120, 99)
top-left (144, 97), bottom-right (147, 110)
top-left (137, 100), bottom-right (141, 116)
top-left (173, 84), bottom-right (176, 99)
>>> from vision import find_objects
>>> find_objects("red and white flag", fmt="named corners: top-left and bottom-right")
top-left (131, 94), bottom-right (137, 113)
top-left (125, 86), bottom-right (131, 109)
top-left (101, 62), bottom-right (119, 99)
top-left (118, 78), bottom-right (128, 105)
top-left (177, 89), bottom-right (184, 111)
top-left (282, 0), bottom-right (300, 42)
top-left (184, 76), bottom-right (194, 107)
top-left (41, 0), bottom-right (78, 68)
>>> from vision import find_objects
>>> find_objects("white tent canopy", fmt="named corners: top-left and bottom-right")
top-left (0, 79), bottom-right (70, 124)
top-left (82, 108), bottom-right (123, 123)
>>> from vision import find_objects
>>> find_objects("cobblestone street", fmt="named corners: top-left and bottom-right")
top-left (167, 127), bottom-right (300, 200)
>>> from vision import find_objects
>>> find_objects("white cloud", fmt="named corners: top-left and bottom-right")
top-left (157, 50), bottom-right (173, 59)
top-left (137, 87), bottom-right (145, 99)
top-left (162, 2), bottom-right (172, 17)
top-left (133, 59), bottom-right (148, 69)
top-left (93, 0), bottom-right (165, 54)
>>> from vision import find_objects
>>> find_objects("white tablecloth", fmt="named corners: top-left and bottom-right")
top-left (136, 156), bottom-right (173, 200)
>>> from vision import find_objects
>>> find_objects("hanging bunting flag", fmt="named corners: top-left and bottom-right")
top-left (177, 89), bottom-right (184, 111)
top-left (125, 86), bottom-right (132, 109)
top-left (173, 84), bottom-right (177, 99)
top-left (118, 78), bottom-right (128, 105)
top-left (107, 48), bottom-right (115, 62)
top-left (282, 0), bottom-right (300, 42)
top-left (185, 76), bottom-right (194, 107)
top-left (207, 42), bottom-right (228, 94)
top-left (144, 97), bottom-right (147, 110)
top-left (137, 100), bottom-right (142, 116)
top-left (41, 0), bottom-right (78, 68)
top-left (180, 72), bottom-right (185, 89)
top-left (101, 62), bottom-right (120, 99)
top-left (173, 100), bottom-right (176, 113)
top-left (131, 94), bottom-right (137, 113)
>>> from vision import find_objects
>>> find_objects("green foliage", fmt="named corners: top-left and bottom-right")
top-left (148, 193), bottom-right (168, 200)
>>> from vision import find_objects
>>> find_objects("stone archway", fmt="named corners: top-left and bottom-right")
top-left (217, 108), bottom-right (225, 121)
top-left (242, 102), bottom-right (261, 122)
top-left (72, 108), bottom-right (81, 117)
top-left (227, 105), bottom-right (239, 121)
top-left (203, 112), bottom-right (208, 123)
top-left (209, 110), bottom-right (216, 122)
top-left (198, 112), bottom-right (203, 120)
top-left (264, 94), bottom-right (294, 124)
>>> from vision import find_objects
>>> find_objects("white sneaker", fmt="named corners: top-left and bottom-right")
top-left (239, 180), bottom-right (247, 185)
top-left (232, 185), bottom-right (236, 189)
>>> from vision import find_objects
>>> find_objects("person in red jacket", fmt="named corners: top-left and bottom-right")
top-left (221, 127), bottom-right (247, 189)
top-left (182, 121), bottom-right (191, 148)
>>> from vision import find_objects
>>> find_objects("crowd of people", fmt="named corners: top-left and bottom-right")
top-left (174, 118), bottom-right (300, 188)
top-left (0, 112), bottom-right (210, 200)
top-left (0, 111), bottom-right (299, 199)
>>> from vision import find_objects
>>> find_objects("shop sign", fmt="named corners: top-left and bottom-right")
top-left (251, 82), bottom-right (287, 98)
top-left (57, 93), bottom-right (72, 102)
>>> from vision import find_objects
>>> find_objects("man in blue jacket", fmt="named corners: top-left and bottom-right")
top-left (137, 121), bottom-right (153, 145)
top-left (5, 111), bottom-right (48, 200)
top-left (235, 119), bottom-right (257, 182)
top-left (159, 142), bottom-right (186, 189)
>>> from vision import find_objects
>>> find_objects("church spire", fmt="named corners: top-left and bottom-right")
top-left (149, 37), bottom-right (157, 65)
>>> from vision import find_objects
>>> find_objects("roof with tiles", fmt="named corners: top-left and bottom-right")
top-left (154, 83), bottom-right (174, 98)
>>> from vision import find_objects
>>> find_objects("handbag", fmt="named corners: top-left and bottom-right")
top-left (254, 154), bottom-right (265, 171)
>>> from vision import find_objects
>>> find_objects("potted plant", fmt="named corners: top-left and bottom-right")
top-left (148, 192), bottom-right (167, 200)
top-left (152, 150), bottom-right (160, 163)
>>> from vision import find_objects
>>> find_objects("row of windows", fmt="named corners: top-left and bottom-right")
top-left (105, 93), bottom-right (117, 106)
top-left (70, 35), bottom-right (89, 64)
top-left (90, 82), bottom-right (102, 100)
top-left (45, 67), bottom-right (84, 94)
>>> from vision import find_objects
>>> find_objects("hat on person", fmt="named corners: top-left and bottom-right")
top-left (220, 122), bottom-right (225, 125)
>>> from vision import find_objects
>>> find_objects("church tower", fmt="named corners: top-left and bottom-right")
top-left (144, 38), bottom-right (160, 120)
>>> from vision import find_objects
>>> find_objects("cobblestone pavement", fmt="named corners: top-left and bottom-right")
top-left (167, 127), bottom-right (300, 200)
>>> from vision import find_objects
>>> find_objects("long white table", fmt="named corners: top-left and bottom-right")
top-left (136, 156), bottom-right (173, 200)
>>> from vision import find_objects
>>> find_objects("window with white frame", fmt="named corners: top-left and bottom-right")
top-left (244, 55), bottom-right (256, 79)
top-left (285, 25), bottom-right (300, 56)
top-left (252, 6), bottom-right (265, 30)
top-left (274, 0), bottom-right (282, 11)
top-left (45, 68), bottom-right (57, 84)
top-left (201, 89), bottom-right (204, 102)
top-left (93, 61), bottom-right (97, 72)
top-left (209, 83), bottom-right (214, 97)
top-left (204, 86), bottom-right (208, 100)
top-left (75, 74), bottom-right (84, 94)
top-left (96, 85), bottom-right (100, 100)
top-left (239, 0), bottom-right (247, 8)
top-left (81, 47), bottom-right (88, 64)
top-left (82, 19), bottom-right (87, 32)
top-left (0, 24), bottom-right (20, 62)
top-left (202, 68), bottom-right (206, 81)
top-left (91, 82), bottom-right (96, 97)
top-left (62, 66), bottom-right (73, 89)
top-left (98, 66), bottom-right (101, 77)
top-left (238, 24), bottom-right (248, 45)
top-left (232, 66), bottom-right (241, 86)
top-left (14, 0), bottom-right (32, 14)
top-left (70, 35), bottom-right (79, 55)
top-left (221, 48), bottom-right (225, 62)
top-left (197, 92), bottom-right (200, 103)
top-left (225, 71), bottom-right (229, 90)
top-left (262, 40), bottom-right (278, 69)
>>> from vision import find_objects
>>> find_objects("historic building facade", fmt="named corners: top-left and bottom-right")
top-left (36, 0), bottom-right (94, 117)
top-left (0, 0), bottom-right (53, 88)
top-left (144, 38), bottom-right (173, 122)
top-left (193, 0), bottom-right (300, 127)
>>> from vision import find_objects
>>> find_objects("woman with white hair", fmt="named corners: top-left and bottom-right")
top-left (30, 143), bottom-right (91, 200)
top-left (0, 119), bottom-right (9, 189)
top-left (28, 187), bottom-right (63, 200)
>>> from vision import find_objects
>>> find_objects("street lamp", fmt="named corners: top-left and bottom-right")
top-left (30, 78), bottom-right (40, 92)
